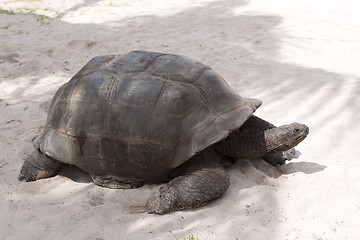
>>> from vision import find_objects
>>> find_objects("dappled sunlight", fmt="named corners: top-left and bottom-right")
top-left (277, 19), bottom-right (360, 75)
top-left (1, 0), bottom-right (360, 239)
top-left (0, 0), bottom-right (223, 24)
top-left (60, 0), bottom-right (222, 24)
top-left (0, 74), bottom-right (66, 100)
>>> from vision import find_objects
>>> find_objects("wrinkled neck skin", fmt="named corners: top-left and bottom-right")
top-left (214, 130), bottom-right (269, 159)
top-left (215, 125), bottom-right (307, 159)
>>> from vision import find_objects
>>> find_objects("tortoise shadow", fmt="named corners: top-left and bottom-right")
top-left (2, 0), bottom-right (359, 239)
top-left (58, 165), bottom-right (93, 184)
top-left (56, 154), bottom-right (328, 186)
top-left (280, 161), bottom-right (327, 175)
top-left (229, 151), bottom-right (326, 185)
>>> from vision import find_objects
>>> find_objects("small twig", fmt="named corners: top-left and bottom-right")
top-left (0, 162), bottom-right (9, 168)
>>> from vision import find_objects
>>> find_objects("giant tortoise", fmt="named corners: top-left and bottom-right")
top-left (19, 50), bottom-right (309, 214)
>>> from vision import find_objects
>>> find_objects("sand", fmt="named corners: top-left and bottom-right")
top-left (1, 0), bottom-right (359, 239)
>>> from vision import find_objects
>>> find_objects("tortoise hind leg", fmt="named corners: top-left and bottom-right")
top-left (147, 150), bottom-right (229, 214)
top-left (19, 150), bottom-right (63, 182)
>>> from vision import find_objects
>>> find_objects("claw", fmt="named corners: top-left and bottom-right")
top-left (18, 161), bottom-right (37, 182)
top-left (18, 173), bottom-right (25, 181)
top-left (147, 210), bottom-right (156, 214)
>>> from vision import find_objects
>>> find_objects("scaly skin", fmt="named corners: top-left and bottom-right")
top-left (214, 119), bottom-right (309, 160)
top-left (147, 148), bottom-right (229, 214)
top-left (18, 150), bottom-right (63, 182)
top-left (239, 116), bottom-right (299, 165)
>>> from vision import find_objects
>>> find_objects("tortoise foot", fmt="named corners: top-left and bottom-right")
top-left (19, 151), bottom-right (62, 182)
top-left (146, 185), bottom-right (173, 214)
top-left (263, 148), bottom-right (296, 166)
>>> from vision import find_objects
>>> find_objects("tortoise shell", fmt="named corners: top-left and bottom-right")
top-left (33, 50), bottom-right (261, 182)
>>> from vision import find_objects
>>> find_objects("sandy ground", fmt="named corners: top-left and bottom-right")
top-left (1, 0), bottom-right (360, 239)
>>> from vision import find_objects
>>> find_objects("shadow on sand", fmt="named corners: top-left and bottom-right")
top-left (1, 0), bottom-right (359, 239)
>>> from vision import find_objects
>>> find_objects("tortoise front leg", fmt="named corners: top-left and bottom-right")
top-left (147, 151), bottom-right (229, 214)
top-left (19, 150), bottom-right (63, 182)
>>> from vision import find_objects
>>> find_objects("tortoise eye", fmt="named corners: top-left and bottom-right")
top-left (293, 128), bottom-right (301, 133)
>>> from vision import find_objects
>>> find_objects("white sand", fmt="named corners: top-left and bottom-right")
top-left (1, 0), bottom-right (359, 239)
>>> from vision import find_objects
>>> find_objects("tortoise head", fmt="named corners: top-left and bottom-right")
top-left (266, 122), bottom-right (309, 153)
